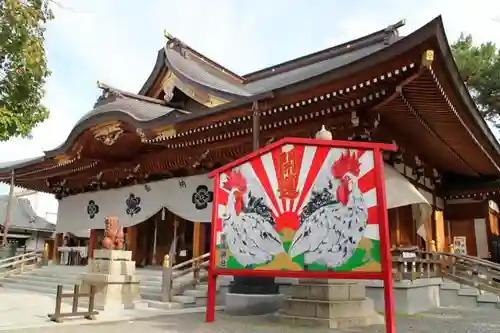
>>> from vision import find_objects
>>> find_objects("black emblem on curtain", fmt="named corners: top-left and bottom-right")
top-left (125, 193), bottom-right (142, 217)
top-left (87, 200), bottom-right (99, 219)
top-left (192, 185), bottom-right (213, 210)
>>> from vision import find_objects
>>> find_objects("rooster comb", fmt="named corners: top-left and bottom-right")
top-left (332, 150), bottom-right (361, 178)
top-left (223, 170), bottom-right (247, 192)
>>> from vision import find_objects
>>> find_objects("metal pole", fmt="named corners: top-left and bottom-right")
top-left (2, 170), bottom-right (15, 247)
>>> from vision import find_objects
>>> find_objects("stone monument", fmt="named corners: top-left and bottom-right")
top-left (80, 216), bottom-right (141, 310)
top-left (278, 279), bottom-right (383, 329)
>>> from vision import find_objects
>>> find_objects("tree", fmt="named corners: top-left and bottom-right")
top-left (0, 0), bottom-right (53, 140)
top-left (451, 34), bottom-right (500, 124)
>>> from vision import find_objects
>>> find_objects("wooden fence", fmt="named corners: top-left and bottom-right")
top-left (48, 284), bottom-right (98, 323)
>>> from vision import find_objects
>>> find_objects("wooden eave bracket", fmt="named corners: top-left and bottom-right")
top-left (153, 125), bottom-right (177, 142)
top-left (54, 144), bottom-right (83, 166)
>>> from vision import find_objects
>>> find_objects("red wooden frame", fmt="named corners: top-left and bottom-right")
top-left (205, 137), bottom-right (397, 333)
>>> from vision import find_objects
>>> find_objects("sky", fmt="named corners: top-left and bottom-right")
top-left (0, 0), bottom-right (500, 195)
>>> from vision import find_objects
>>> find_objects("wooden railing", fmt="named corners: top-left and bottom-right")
top-left (0, 250), bottom-right (44, 277)
top-left (161, 240), bottom-right (210, 303)
top-left (438, 251), bottom-right (500, 294)
top-left (391, 248), bottom-right (443, 281)
top-left (391, 247), bottom-right (500, 295)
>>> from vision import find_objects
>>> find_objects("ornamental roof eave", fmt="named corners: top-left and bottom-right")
top-left (1, 16), bottom-right (500, 182)
top-left (140, 18), bottom-right (404, 104)
top-left (43, 95), bottom-right (191, 158)
top-left (0, 93), bottom-right (193, 175)
top-left (443, 176), bottom-right (500, 199)
top-left (432, 23), bottom-right (500, 167)
top-left (0, 156), bottom-right (45, 174)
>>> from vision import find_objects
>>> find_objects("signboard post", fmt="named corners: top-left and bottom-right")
top-left (206, 138), bottom-right (397, 333)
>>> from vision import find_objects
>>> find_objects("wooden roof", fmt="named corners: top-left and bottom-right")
top-left (1, 16), bottom-right (499, 197)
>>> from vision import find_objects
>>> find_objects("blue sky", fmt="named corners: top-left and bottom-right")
top-left (0, 0), bottom-right (499, 194)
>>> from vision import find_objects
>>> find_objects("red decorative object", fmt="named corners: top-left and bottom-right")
top-left (277, 147), bottom-right (299, 200)
top-left (205, 137), bottom-right (397, 333)
top-left (332, 150), bottom-right (361, 178)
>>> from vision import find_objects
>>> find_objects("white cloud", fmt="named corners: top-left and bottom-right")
top-left (1, 0), bottom-right (500, 166)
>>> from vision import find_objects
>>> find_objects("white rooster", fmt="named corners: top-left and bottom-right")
top-left (289, 150), bottom-right (368, 268)
top-left (221, 170), bottom-right (285, 267)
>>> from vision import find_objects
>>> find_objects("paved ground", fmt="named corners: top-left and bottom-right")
top-left (0, 287), bottom-right (183, 332)
top-left (9, 307), bottom-right (500, 333)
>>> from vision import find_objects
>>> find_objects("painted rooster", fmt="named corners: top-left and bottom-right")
top-left (289, 150), bottom-right (368, 268)
top-left (221, 171), bottom-right (284, 267)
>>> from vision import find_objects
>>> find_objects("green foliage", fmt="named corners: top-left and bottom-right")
top-left (0, 0), bottom-right (53, 140)
top-left (451, 34), bottom-right (500, 124)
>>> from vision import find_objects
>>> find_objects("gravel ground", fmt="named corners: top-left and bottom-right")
top-left (10, 307), bottom-right (500, 333)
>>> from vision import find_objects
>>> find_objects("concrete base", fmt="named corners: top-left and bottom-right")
top-left (224, 293), bottom-right (285, 316)
top-left (278, 279), bottom-right (383, 329)
top-left (363, 278), bottom-right (441, 315)
top-left (80, 249), bottom-right (141, 311)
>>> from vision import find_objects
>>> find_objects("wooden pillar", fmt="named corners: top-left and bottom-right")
top-left (435, 210), bottom-right (445, 251)
top-left (425, 215), bottom-right (433, 251)
top-left (88, 229), bottom-right (96, 259)
top-left (126, 226), bottom-right (137, 261)
top-left (192, 222), bottom-right (201, 260)
top-left (199, 223), bottom-right (206, 255)
top-left (395, 208), bottom-right (401, 246)
top-left (192, 222), bottom-right (207, 259)
top-left (53, 233), bottom-right (63, 264)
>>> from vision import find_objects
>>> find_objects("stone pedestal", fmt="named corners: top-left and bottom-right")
top-left (224, 276), bottom-right (283, 316)
top-left (278, 279), bottom-right (383, 329)
top-left (363, 278), bottom-right (441, 314)
top-left (80, 249), bottom-right (141, 311)
top-left (225, 293), bottom-right (285, 316)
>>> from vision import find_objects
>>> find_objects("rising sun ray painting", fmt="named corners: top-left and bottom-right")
top-left (214, 141), bottom-right (382, 273)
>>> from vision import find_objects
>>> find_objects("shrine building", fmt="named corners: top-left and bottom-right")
top-left (0, 16), bottom-right (499, 264)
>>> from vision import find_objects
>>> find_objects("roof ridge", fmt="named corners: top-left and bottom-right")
top-left (242, 19), bottom-right (405, 82)
top-left (96, 82), bottom-right (168, 106)
top-left (164, 31), bottom-right (244, 83)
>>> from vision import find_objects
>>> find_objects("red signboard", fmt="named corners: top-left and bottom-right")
top-left (206, 137), bottom-right (397, 333)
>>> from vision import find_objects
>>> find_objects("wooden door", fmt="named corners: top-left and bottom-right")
top-left (450, 220), bottom-right (477, 256)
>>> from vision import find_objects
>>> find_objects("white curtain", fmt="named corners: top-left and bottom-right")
top-left (56, 174), bottom-right (214, 232)
top-left (56, 165), bottom-right (431, 235)
top-left (384, 163), bottom-right (431, 239)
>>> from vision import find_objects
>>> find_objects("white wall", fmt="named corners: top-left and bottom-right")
top-left (25, 231), bottom-right (47, 251)
top-left (13, 188), bottom-right (58, 224)
top-left (474, 218), bottom-right (489, 258)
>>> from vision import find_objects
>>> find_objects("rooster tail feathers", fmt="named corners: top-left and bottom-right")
top-left (289, 225), bottom-right (309, 258)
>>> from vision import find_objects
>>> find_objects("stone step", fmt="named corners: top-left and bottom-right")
top-left (0, 282), bottom-right (68, 295)
top-left (1, 277), bottom-right (76, 289)
top-left (0, 265), bottom-right (220, 308)
top-left (171, 295), bottom-right (197, 305)
top-left (458, 288), bottom-right (480, 296)
top-left (6, 274), bottom-right (78, 284)
top-left (2, 276), bottom-right (164, 294)
top-left (440, 281), bottom-right (500, 310)
top-left (147, 300), bottom-right (183, 310)
top-left (440, 281), bottom-right (461, 290)
top-left (183, 288), bottom-right (207, 298)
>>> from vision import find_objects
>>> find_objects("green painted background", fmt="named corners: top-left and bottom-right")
top-left (216, 233), bottom-right (381, 272)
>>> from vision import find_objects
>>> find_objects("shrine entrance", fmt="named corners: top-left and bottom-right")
top-left (129, 208), bottom-right (208, 267)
